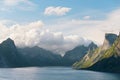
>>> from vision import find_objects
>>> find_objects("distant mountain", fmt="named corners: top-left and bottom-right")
top-left (0, 38), bottom-right (98, 68)
top-left (0, 38), bottom-right (62, 67)
top-left (62, 42), bottom-right (97, 66)
top-left (0, 38), bottom-right (27, 67)
top-left (73, 33), bottom-right (120, 73)
top-left (18, 46), bottom-right (62, 66)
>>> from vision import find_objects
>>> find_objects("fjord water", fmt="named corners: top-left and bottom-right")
top-left (0, 67), bottom-right (120, 80)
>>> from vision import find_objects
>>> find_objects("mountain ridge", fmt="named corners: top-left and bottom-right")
top-left (0, 37), bottom-right (98, 67)
top-left (0, 38), bottom-right (28, 67)
top-left (73, 33), bottom-right (120, 73)
top-left (62, 42), bottom-right (97, 66)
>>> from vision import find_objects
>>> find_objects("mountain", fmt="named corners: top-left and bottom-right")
top-left (73, 33), bottom-right (120, 73)
top-left (18, 46), bottom-right (62, 66)
top-left (0, 38), bottom-right (98, 67)
top-left (0, 38), bottom-right (27, 67)
top-left (0, 38), bottom-right (63, 67)
top-left (62, 42), bottom-right (97, 66)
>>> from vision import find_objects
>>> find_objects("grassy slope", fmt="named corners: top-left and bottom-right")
top-left (73, 35), bottom-right (120, 69)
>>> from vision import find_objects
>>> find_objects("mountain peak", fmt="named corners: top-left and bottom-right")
top-left (5, 38), bottom-right (14, 43)
top-left (0, 38), bottom-right (16, 49)
top-left (73, 32), bottom-right (120, 72)
top-left (88, 42), bottom-right (97, 50)
top-left (6, 38), bottom-right (13, 41)
top-left (105, 33), bottom-right (117, 45)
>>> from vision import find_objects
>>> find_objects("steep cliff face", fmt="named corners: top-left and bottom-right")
top-left (84, 34), bottom-right (120, 72)
top-left (102, 33), bottom-right (118, 50)
top-left (73, 33), bottom-right (120, 72)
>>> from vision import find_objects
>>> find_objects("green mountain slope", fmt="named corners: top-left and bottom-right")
top-left (73, 33), bottom-right (120, 72)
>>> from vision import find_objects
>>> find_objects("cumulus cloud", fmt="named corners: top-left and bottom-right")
top-left (0, 21), bottom-right (43, 44)
top-left (38, 30), bottom-right (91, 55)
top-left (44, 6), bottom-right (71, 16)
top-left (0, 20), bottom-right (91, 55)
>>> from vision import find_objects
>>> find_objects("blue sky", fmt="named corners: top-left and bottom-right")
top-left (0, 0), bottom-right (120, 54)
top-left (0, 0), bottom-right (120, 23)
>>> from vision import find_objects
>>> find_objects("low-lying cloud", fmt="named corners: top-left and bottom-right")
top-left (0, 20), bottom-right (91, 55)
top-left (47, 9), bottom-right (120, 45)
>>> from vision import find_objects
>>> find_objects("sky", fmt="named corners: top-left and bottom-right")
top-left (0, 0), bottom-right (120, 55)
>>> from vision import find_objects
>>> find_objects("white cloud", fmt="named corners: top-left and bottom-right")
top-left (0, 20), bottom-right (17, 26)
top-left (44, 6), bottom-right (71, 16)
top-left (0, 0), bottom-right (36, 11)
top-left (4, 0), bottom-right (33, 6)
top-left (38, 30), bottom-right (91, 55)
top-left (0, 21), bottom-right (42, 44)
top-left (0, 20), bottom-right (91, 55)
top-left (46, 9), bottom-right (120, 45)
top-left (46, 19), bottom-right (104, 45)
top-left (83, 16), bottom-right (91, 19)
top-left (4, 0), bottom-right (23, 6)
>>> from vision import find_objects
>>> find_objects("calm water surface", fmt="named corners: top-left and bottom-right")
top-left (0, 67), bottom-right (120, 80)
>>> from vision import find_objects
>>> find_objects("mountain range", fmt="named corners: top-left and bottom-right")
top-left (73, 33), bottom-right (120, 73)
top-left (0, 38), bottom-right (96, 67)
top-left (1, 32), bottom-right (119, 73)
top-left (62, 42), bottom-right (97, 66)
top-left (0, 38), bottom-right (27, 67)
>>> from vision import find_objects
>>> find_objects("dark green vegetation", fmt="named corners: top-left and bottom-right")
top-left (73, 33), bottom-right (120, 73)
top-left (0, 38), bottom-right (96, 67)
top-left (18, 46), bottom-right (62, 66)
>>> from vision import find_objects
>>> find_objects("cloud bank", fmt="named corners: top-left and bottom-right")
top-left (44, 6), bottom-right (71, 16)
top-left (0, 20), bottom-right (91, 55)
top-left (48, 9), bottom-right (120, 45)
